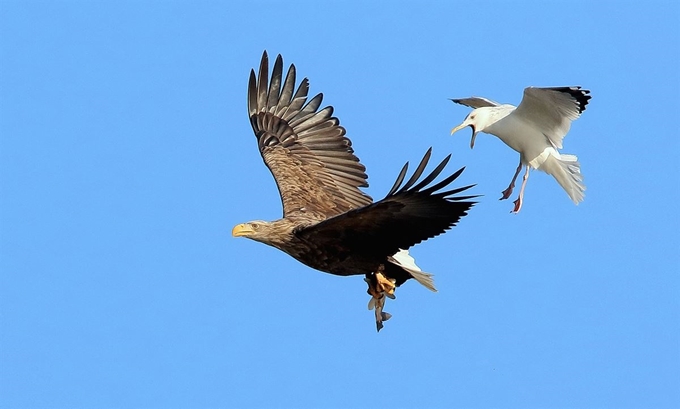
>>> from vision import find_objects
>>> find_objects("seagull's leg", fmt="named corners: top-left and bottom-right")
top-left (365, 265), bottom-right (395, 332)
top-left (501, 159), bottom-right (523, 200)
top-left (512, 165), bottom-right (531, 213)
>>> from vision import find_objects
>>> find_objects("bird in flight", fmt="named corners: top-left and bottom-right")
top-left (450, 87), bottom-right (590, 213)
top-left (232, 51), bottom-right (477, 330)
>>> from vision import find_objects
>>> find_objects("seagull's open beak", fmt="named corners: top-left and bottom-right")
top-left (470, 125), bottom-right (478, 149)
top-left (451, 123), bottom-right (477, 149)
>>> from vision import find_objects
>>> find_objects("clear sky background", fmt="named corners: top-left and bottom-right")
top-left (1, 1), bottom-right (678, 408)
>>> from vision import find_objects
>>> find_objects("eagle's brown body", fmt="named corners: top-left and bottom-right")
top-left (233, 52), bottom-right (477, 330)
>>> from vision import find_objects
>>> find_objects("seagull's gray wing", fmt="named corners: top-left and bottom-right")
top-left (512, 87), bottom-right (591, 149)
top-left (450, 96), bottom-right (500, 109)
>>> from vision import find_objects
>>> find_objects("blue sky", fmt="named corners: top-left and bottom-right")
top-left (1, 1), bottom-right (678, 408)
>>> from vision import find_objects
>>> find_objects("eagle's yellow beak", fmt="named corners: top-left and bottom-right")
top-left (232, 223), bottom-right (253, 237)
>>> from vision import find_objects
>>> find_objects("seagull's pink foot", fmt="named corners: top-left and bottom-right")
top-left (501, 161), bottom-right (523, 201)
top-left (511, 197), bottom-right (523, 213)
top-left (500, 185), bottom-right (514, 200)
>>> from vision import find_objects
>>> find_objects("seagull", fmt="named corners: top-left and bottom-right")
top-left (450, 87), bottom-right (591, 213)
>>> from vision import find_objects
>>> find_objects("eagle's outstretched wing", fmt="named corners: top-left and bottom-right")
top-left (298, 148), bottom-right (477, 260)
top-left (248, 51), bottom-right (372, 221)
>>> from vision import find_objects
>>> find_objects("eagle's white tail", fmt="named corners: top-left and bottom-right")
top-left (541, 153), bottom-right (585, 204)
top-left (388, 249), bottom-right (437, 292)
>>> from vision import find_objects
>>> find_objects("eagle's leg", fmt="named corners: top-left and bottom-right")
top-left (365, 265), bottom-right (397, 332)
top-left (500, 159), bottom-right (523, 200)
top-left (512, 165), bottom-right (531, 213)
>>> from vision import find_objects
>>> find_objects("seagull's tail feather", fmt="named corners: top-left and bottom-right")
top-left (542, 153), bottom-right (585, 204)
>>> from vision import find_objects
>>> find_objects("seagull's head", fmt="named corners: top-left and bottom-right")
top-left (450, 108), bottom-right (492, 149)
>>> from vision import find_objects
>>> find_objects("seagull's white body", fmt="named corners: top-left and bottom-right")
top-left (450, 87), bottom-right (590, 213)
